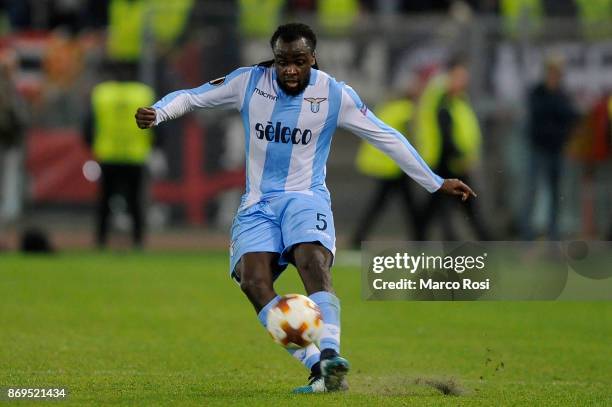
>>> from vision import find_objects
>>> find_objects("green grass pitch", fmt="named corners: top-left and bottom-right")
top-left (1, 251), bottom-right (611, 406)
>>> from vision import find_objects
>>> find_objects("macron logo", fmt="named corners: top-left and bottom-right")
top-left (254, 88), bottom-right (278, 101)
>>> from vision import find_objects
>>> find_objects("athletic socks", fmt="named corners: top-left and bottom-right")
top-left (257, 295), bottom-right (321, 371)
top-left (309, 291), bottom-right (341, 355)
top-left (288, 343), bottom-right (321, 371)
top-left (256, 295), bottom-right (281, 327)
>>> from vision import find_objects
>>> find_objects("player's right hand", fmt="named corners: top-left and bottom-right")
top-left (135, 107), bottom-right (156, 129)
top-left (439, 178), bottom-right (477, 202)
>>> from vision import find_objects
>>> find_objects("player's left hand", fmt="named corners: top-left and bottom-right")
top-left (439, 178), bottom-right (477, 202)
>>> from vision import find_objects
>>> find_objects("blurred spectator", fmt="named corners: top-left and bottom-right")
top-left (521, 54), bottom-right (577, 241)
top-left (415, 55), bottom-right (490, 240)
top-left (500, 0), bottom-right (542, 36)
top-left (43, 29), bottom-right (84, 88)
top-left (40, 28), bottom-right (86, 125)
top-left (499, 0), bottom-right (610, 39)
top-left (574, 0), bottom-right (612, 40)
top-left (107, 0), bottom-right (193, 62)
top-left (0, 47), bottom-right (27, 224)
top-left (567, 93), bottom-right (612, 239)
top-left (83, 62), bottom-right (156, 249)
top-left (317, 0), bottom-right (359, 35)
top-left (351, 73), bottom-right (421, 247)
top-left (239, 0), bottom-right (284, 38)
top-left (106, 0), bottom-right (145, 61)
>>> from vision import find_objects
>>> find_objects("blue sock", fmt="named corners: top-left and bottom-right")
top-left (257, 295), bottom-right (281, 327)
top-left (257, 295), bottom-right (321, 370)
top-left (309, 291), bottom-right (340, 354)
top-left (288, 343), bottom-right (321, 370)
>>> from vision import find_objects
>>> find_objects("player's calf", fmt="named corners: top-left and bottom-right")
top-left (239, 278), bottom-right (276, 313)
top-left (293, 242), bottom-right (334, 294)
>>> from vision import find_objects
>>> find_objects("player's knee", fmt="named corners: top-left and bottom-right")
top-left (239, 270), bottom-right (272, 296)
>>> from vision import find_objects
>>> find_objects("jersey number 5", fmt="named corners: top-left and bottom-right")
top-left (316, 213), bottom-right (327, 231)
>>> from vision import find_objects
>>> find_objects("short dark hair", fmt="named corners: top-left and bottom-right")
top-left (270, 23), bottom-right (317, 52)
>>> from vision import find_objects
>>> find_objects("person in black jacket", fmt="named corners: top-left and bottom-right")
top-left (521, 54), bottom-right (577, 240)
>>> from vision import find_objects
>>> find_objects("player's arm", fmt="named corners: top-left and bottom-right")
top-left (338, 85), bottom-right (476, 201)
top-left (134, 67), bottom-right (253, 129)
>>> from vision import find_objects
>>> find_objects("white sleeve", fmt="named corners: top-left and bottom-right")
top-left (152, 67), bottom-right (252, 125)
top-left (338, 84), bottom-right (443, 193)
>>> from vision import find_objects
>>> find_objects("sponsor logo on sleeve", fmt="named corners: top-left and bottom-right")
top-left (359, 102), bottom-right (368, 116)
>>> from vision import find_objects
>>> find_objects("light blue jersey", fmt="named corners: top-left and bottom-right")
top-left (153, 65), bottom-right (443, 273)
top-left (153, 66), bottom-right (443, 211)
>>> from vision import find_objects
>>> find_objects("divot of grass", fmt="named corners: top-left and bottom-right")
top-left (414, 377), bottom-right (463, 396)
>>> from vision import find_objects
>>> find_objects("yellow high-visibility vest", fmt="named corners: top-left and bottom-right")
top-left (239, 0), bottom-right (284, 38)
top-left (107, 0), bottom-right (193, 61)
top-left (575, 0), bottom-right (612, 39)
top-left (92, 81), bottom-right (155, 164)
top-left (355, 99), bottom-right (413, 178)
top-left (318, 0), bottom-right (359, 35)
top-left (415, 75), bottom-right (481, 173)
top-left (500, 0), bottom-right (542, 36)
top-left (107, 0), bottom-right (144, 61)
top-left (151, 0), bottom-right (194, 46)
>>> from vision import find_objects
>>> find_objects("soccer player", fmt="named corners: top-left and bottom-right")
top-left (135, 23), bottom-right (476, 393)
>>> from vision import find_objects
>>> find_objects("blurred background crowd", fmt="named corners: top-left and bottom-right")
top-left (0, 0), bottom-right (611, 251)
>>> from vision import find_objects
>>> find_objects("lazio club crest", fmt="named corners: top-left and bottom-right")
top-left (304, 97), bottom-right (327, 113)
